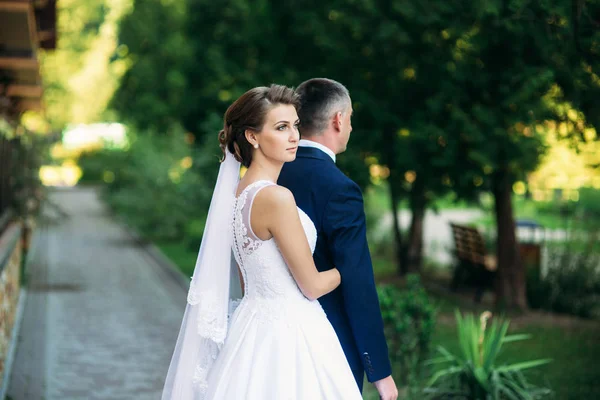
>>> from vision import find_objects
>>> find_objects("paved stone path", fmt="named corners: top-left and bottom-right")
top-left (8, 187), bottom-right (187, 400)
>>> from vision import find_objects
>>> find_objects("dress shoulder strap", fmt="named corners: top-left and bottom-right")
top-left (239, 180), bottom-right (275, 241)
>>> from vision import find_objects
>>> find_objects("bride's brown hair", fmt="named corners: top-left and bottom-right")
top-left (218, 85), bottom-right (300, 167)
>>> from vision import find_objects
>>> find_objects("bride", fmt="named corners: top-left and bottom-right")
top-left (162, 85), bottom-right (363, 399)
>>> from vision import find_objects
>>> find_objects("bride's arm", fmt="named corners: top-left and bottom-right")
top-left (254, 185), bottom-right (341, 300)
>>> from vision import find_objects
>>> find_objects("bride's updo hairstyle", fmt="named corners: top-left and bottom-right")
top-left (219, 84), bottom-right (299, 167)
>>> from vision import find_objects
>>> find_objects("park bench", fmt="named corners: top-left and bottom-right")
top-left (449, 223), bottom-right (497, 303)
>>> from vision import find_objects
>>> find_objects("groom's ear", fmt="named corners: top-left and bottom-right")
top-left (332, 112), bottom-right (343, 132)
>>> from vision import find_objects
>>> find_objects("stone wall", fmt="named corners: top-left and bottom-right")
top-left (0, 223), bottom-right (22, 389)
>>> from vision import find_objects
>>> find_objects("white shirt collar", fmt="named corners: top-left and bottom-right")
top-left (298, 139), bottom-right (336, 162)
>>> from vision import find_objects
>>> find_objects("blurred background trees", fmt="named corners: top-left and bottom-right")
top-left (37, 0), bottom-right (600, 311)
top-left (11, 1), bottom-right (596, 398)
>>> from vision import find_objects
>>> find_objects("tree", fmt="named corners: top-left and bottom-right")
top-left (273, 0), bottom-right (484, 274)
top-left (459, 0), bottom-right (600, 309)
top-left (282, 1), bottom-right (595, 310)
top-left (110, 0), bottom-right (189, 133)
top-left (551, 0), bottom-right (600, 131)
top-left (41, 0), bottom-right (130, 131)
top-left (445, 1), bottom-right (580, 309)
top-left (108, 0), bottom-right (599, 310)
top-left (181, 0), bottom-right (316, 143)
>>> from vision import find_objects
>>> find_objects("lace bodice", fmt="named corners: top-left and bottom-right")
top-left (232, 180), bottom-right (317, 302)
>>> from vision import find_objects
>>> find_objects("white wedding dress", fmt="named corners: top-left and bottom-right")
top-left (203, 180), bottom-right (363, 400)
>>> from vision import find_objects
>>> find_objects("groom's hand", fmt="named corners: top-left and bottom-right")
top-left (373, 375), bottom-right (398, 400)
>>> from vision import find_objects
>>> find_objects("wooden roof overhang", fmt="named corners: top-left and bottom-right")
top-left (0, 0), bottom-right (56, 116)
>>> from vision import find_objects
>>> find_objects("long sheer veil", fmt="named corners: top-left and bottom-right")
top-left (162, 150), bottom-right (242, 400)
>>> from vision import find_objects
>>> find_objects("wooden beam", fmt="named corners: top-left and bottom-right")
top-left (26, 1), bottom-right (39, 54)
top-left (17, 98), bottom-right (42, 112)
top-left (5, 84), bottom-right (43, 98)
top-left (37, 30), bottom-right (55, 42)
top-left (0, 2), bottom-right (39, 52)
top-left (0, 57), bottom-right (38, 70)
top-left (0, 1), bottom-right (30, 12)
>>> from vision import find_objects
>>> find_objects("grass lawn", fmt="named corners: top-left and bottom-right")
top-left (157, 239), bottom-right (599, 400)
top-left (157, 241), bottom-right (198, 278)
top-left (495, 323), bottom-right (600, 400)
top-left (361, 302), bottom-right (600, 400)
top-left (426, 315), bottom-right (599, 400)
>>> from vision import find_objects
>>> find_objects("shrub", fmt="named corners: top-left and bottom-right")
top-left (425, 311), bottom-right (552, 400)
top-left (365, 184), bottom-right (396, 260)
top-left (577, 188), bottom-right (600, 220)
top-left (85, 128), bottom-right (217, 242)
top-left (378, 274), bottom-right (437, 393)
top-left (77, 148), bottom-right (129, 185)
top-left (10, 134), bottom-right (47, 219)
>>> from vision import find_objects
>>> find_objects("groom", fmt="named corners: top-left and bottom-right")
top-left (278, 78), bottom-right (398, 399)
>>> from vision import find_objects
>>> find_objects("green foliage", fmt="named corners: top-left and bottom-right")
top-left (0, 119), bottom-right (15, 139)
top-left (10, 134), bottom-right (49, 219)
top-left (41, 0), bottom-right (131, 131)
top-left (425, 310), bottom-right (552, 400)
top-left (111, 0), bottom-right (190, 132)
top-left (378, 274), bottom-right (437, 391)
top-left (528, 244), bottom-right (600, 319)
top-left (577, 188), bottom-right (600, 220)
top-left (87, 128), bottom-right (217, 242)
top-left (77, 148), bottom-right (128, 184)
top-left (548, 0), bottom-right (600, 131)
top-left (106, 0), bottom-right (600, 294)
top-left (365, 184), bottom-right (400, 263)
top-left (110, 0), bottom-right (600, 196)
top-left (157, 241), bottom-right (199, 279)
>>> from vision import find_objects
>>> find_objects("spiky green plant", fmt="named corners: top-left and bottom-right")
top-left (425, 310), bottom-right (552, 399)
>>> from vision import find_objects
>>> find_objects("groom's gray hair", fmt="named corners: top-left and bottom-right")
top-left (295, 78), bottom-right (351, 137)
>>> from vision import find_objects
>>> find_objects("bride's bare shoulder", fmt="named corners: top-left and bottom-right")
top-left (253, 184), bottom-right (296, 212)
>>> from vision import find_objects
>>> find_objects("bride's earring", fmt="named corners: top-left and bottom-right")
top-left (253, 143), bottom-right (259, 149)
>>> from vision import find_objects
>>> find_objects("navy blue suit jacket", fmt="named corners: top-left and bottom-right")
top-left (278, 146), bottom-right (391, 391)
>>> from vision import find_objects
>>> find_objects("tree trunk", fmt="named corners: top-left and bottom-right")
top-left (407, 179), bottom-right (426, 273)
top-left (388, 178), bottom-right (407, 276)
top-left (492, 169), bottom-right (528, 310)
top-left (382, 125), bottom-right (407, 275)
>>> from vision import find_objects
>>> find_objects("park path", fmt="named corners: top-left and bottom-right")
top-left (8, 187), bottom-right (187, 400)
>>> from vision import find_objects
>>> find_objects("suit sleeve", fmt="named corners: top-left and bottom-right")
top-left (323, 180), bottom-right (392, 382)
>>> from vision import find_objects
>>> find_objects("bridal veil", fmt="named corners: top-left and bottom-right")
top-left (162, 150), bottom-right (241, 400)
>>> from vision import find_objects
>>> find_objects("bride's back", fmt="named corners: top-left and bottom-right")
top-left (232, 180), bottom-right (317, 303)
